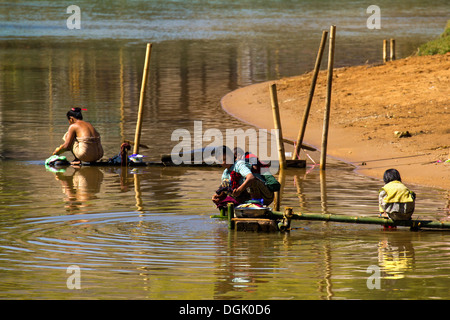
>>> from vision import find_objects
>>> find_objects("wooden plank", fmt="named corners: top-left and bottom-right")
top-left (232, 218), bottom-right (279, 232)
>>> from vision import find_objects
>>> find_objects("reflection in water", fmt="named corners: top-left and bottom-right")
top-left (273, 168), bottom-right (286, 211)
top-left (0, 160), bottom-right (449, 299)
top-left (134, 173), bottom-right (143, 213)
top-left (319, 242), bottom-right (333, 300)
top-left (378, 234), bottom-right (415, 280)
top-left (0, 0), bottom-right (449, 300)
top-left (55, 167), bottom-right (104, 213)
top-left (294, 175), bottom-right (305, 211)
top-left (320, 170), bottom-right (328, 215)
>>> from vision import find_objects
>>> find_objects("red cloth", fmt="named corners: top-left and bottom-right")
top-left (230, 170), bottom-right (242, 190)
top-left (217, 196), bottom-right (241, 208)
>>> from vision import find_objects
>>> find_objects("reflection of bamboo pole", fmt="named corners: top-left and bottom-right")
top-left (320, 26), bottom-right (336, 171)
top-left (134, 173), bottom-right (143, 212)
top-left (322, 243), bottom-right (334, 300)
top-left (320, 170), bottom-right (328, 214)
top-left (293, 30), bottom-right (328, 160)
top-left (69, 49), bottom-right (83, 105)
top-left (269, 83), bottom-right (286, 171)
top-left (273, 168), bottom-right (286, 212)
top-left (134, 43), bottom-right (152, 155)
top-left (48, 50), bottom-right (54, 150)
top-left (119, 48), bottom-right (125, 142)
top-left (120, 166), bottom-right (128, 192)
top-left (294, 175), bottom-right (306, 211)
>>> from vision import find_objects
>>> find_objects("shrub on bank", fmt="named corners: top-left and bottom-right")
top-left (417, 20), bottom-right (450, 55)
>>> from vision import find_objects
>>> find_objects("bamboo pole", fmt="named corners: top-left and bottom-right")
top-left (133, 43), bottom-right (152, 155)
top-left (278, 207), bottom-right (293, 231)
top-left (269, 211), bottom-right (450, 230)
top-left (390, 38), bottom-right (396, 61)
top-left (212, 210), bottom-right (450, 230)
top-left (269, 83), bottom-right (286, 171)
top-left (293, 30), bottom-right (328, 160)
top-left (320, 26), bottom-right (336, 171)
top-left (284, 139), bottom-right (316, 151)
top-left (383, 39), bottom-right (387, 63)
top-left (211, 210), bottom-right (450, 231)
top-left (273, 168), bottom-right (286, 212)
top-left (227, 203), bottom-right (235, 230)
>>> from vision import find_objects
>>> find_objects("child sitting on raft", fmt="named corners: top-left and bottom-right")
top-left (52, 108), bottom-right (104, 165)
top-left (379, 168), bottom-right (416, 221)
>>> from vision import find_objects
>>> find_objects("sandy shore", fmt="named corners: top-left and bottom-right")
top-left (221, 53), bottom-right (449, 191)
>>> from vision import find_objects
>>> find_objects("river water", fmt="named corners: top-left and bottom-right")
top-left (0, 0), bottom-right (449, 300)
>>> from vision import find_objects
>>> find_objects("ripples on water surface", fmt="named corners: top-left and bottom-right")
top-left (0, 0), bottom-right (449, 299)
top-left (1, 161), bottom-right (449, 299)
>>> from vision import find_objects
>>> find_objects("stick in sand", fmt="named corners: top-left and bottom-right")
top-left (390, 38), bottom-right (396, 61)
top-left (292, 30), bottom-right (328, 160)
top-left (320, 25), bottom-right (336, 171)
top-left (134, 43), bottom-right (152, 155)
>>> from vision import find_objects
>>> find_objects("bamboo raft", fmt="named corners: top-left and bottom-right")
top-left (211, 204), bottom-right (450, 232)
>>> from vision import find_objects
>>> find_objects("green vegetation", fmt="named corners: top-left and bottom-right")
top-left (417, 20), bottom-right (450, 55)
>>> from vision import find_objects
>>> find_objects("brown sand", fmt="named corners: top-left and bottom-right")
top-left (221, 53), bottom-right (450, 191)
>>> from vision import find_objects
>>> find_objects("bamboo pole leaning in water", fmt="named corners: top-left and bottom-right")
top-left (134, 43), bottom-right (153, 155)
top-left (269, 83), bottom-right (286, 171)
top-left (292, 30), bottom-right (328, 160)
top-left (320, 26), bottom-right (336, 171)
